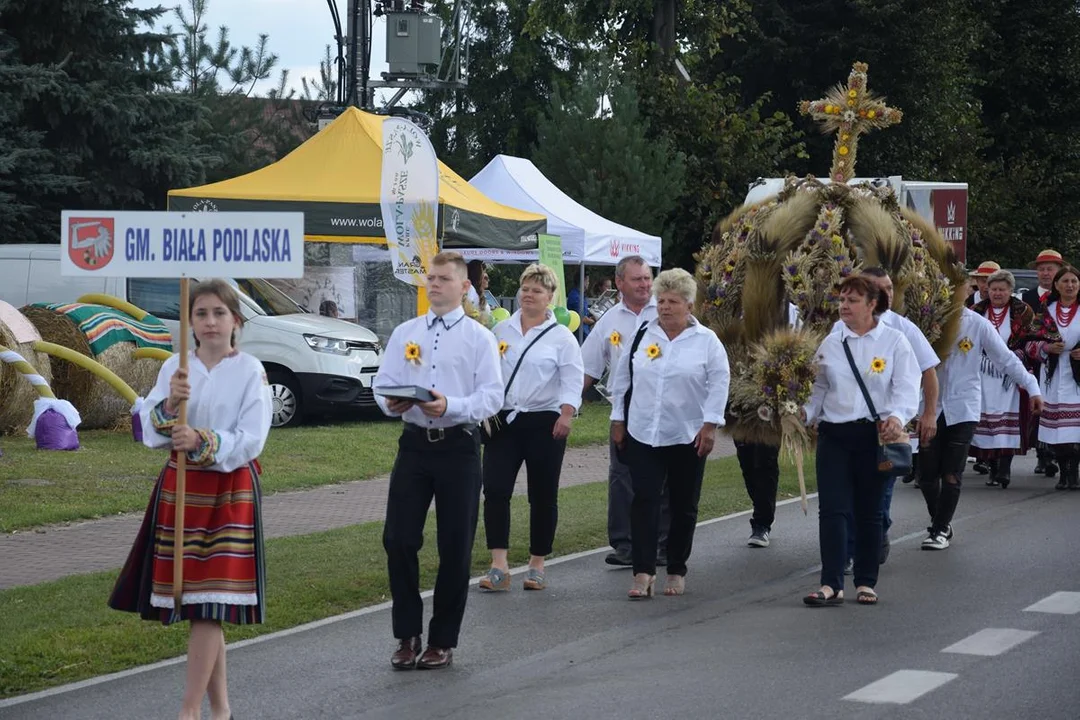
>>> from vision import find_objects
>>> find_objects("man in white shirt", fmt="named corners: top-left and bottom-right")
top-left (918, 288), bottom-right (1044, 550)
top-left (581, 255), bottom-right (667, 566)
top-left (1020, 248), bottom-right (1066, 477)
top-left (373, 251), bottom-right (504, 670)
top-left (830, 267), bottom-right (939, 563)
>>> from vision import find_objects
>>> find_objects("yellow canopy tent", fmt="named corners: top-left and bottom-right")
top-left (168, 107), bottom-right (546, 250)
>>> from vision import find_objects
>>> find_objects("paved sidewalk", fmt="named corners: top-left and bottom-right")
top-left (0, 435), bottom-right (737, 590)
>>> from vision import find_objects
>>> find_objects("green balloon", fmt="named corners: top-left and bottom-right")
top-left (553, 306), bottom-right (571, 326)
top-left (491, 307), bottom-right (511, 322)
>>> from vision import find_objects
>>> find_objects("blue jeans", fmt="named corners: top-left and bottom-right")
top-left (817, 422), bottom-right (887, 592)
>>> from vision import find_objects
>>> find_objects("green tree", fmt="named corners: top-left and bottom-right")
top-left (525, 0), bottom-right (804, 268)
top-left (158, 0), bottom-right (310, 182)
top-left (0, 0), bottom-right (217, 243)
top-left (971, 0), bottom-right (1080, 264)
top-left (301, 45), bottom-right (340, 103)
top-left (532, 73), bottom-right (686, 244)
top-left (415, 0), bottom-right (587, 178)
top-left (0, 23), bottom-right (81, 239)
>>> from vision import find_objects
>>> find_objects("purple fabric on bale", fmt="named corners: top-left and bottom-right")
top-left (36, 409), bottom-right (80, 451)
top-left (131, 417), bottom-right (143, 443)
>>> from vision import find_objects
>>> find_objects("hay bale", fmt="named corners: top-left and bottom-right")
top-left (20, 305), bottom-right (95, 416)
top-left (0, 305), bottom-right (53, 435)
top-left (21, 303), bottom-right (169, 430)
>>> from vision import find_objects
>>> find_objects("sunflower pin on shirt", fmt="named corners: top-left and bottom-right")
top-left (405, 342), bottom-right (422, 366)
top-left (958, 337), bottom-right (973, 354)
top-left (869, 357), bottom-right (886, 374)
top-left (498, 340), bottom-right (509, 357)
top-left (645, 343), bottom-right (662, 360)
top-left (609, 330), bottom-right (622, 347)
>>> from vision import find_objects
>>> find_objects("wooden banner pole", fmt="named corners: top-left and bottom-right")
top-left (172, 277), bottom-right (190, 612)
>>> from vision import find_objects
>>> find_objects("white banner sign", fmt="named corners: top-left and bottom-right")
top-left (380, 117), bottom-right (440, 287)
top-left (60, 211), bottom-right (304, 278)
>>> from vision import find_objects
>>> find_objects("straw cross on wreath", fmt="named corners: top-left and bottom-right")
top-left (798, 62), bottom-right (903, 183)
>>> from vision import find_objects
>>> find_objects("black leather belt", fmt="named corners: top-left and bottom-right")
top-left (403, 423), bottom-right (475, 443)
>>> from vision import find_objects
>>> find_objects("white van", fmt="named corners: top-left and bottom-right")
top-left (0, 244), bottom-right (382, 427)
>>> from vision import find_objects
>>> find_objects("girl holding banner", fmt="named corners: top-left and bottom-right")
top-left (109, 279), bottom-right (272, 720)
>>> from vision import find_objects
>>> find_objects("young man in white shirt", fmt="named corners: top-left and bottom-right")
top-left (918, 284), bottom-right (1044, 550)
top-left (1020, 248), bottom-right (1065, 478)
top-left (581, 256), bottom-right (668, 566)
top-left (373, 251), bottom-right (504, 670)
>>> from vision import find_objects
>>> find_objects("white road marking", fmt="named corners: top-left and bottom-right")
top-left (1024, 591), bottom-right (1080, 615)
top-left (844, 670), bottom-right (958, 705)
top-left (941, 628), bottom-right (1039, 656)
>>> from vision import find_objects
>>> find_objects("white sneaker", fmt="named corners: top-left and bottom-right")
top-left (921, 533), bottom-right (950, 551)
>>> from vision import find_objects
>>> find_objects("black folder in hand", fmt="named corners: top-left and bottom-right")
top-left (373, 385), bottom-right (435, 403)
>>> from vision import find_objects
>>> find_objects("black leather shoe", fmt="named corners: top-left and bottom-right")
top-left (390, 636), bottom-right (422, 670)
top-left (605, 547), bottom-right (633, 566)
top-left (416, 645), bottom-right (453, 669)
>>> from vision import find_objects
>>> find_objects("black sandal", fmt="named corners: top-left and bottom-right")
top-left (856, 589), bottom-right (879, 605)
top-left (803, 589), bottom-right (843, 607)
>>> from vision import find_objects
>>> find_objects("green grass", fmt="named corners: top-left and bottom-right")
top-left (0, 456), bottom-right (816, 698)
top-left (0, 403), bottom-right (612, 532)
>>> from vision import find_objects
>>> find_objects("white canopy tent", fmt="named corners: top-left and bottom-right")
top-left (458, 155), bottom-right (662, 268)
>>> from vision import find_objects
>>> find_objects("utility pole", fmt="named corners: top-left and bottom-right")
top-left (342, 0), bottom-right (471, 116)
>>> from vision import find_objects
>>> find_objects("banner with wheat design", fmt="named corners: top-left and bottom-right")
top-left (380, 117), bottom-right (440, 287)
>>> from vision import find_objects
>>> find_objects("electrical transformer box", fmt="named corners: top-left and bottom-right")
top-left (386, 12), bottom-right (442, 76)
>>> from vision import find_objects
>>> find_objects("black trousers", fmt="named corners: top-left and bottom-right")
top-left (626, 436), bottom-right (707, 576)
top-left (383, 427), bottom-right (481, 649)
top-left (735, 441), bottom-right (780, 532)
top-left (816, 422), bottom-right (887, 592)
top-left (482, 411), bottom-right (567, 556)
top-left (919, 414), bottom-right (977, 535)
top-left (609, 438), bottom-right (670, 553)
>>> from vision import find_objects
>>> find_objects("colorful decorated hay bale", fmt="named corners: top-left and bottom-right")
top-left (20, 302), bottom-right (172, 429)
top-left (0, 301), bottom-right (53, 434)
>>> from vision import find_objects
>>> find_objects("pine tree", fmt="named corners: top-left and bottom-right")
top-left (532, 72), bottom-right (686, 241)
top-left (0, 23), bottom-right (82, 240)
top-left (0, 0), bottom-right (218, 243)
top-left (159, 0), bottom-right (309, 183)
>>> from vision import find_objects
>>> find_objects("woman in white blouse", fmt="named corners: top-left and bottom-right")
top-left (803, 275), bottom-right (919, 607)
top-left (609, 268), bottom-right (730, 599)
top-left (479, 264), bottom-right (584, 592)
top-left (110, 279), bottom-right (272, 720)
top-left (1029, 264), bottom-right (1080, 490)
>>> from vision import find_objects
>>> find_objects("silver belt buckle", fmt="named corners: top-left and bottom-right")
top-left (425, 427), bottom-right (445, 442)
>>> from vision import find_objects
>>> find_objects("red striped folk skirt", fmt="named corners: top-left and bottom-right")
top-left (109, 456), bottom-right (266, 626)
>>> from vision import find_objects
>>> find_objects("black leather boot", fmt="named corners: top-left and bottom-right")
top-left (996, 456), bottom-right (1012, 489)
top-left (1056, 456), bottom-right (1071, 490)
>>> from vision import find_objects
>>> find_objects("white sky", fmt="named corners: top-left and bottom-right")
top-left (132, 0), bottom-right (393, 98)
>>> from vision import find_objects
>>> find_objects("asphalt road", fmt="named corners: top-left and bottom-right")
top-left (4, 458), bottom-right (1079, 720)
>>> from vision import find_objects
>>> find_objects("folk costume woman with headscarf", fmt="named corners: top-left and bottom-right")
top-left (969, 270), bottom-right (1038, 488)
top-left (1028, 264), bottom-right (1080, 490)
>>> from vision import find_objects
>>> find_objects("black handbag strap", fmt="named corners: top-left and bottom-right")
top-left (841, 337), bottom-right (881, 423)
top-left (503, 322), bottom-right (558, 395)
top-left (622, 321), bottom-right (652, 423)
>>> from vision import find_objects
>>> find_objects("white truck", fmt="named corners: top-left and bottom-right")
top-left (0, 244), bottom-right (382, 427)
